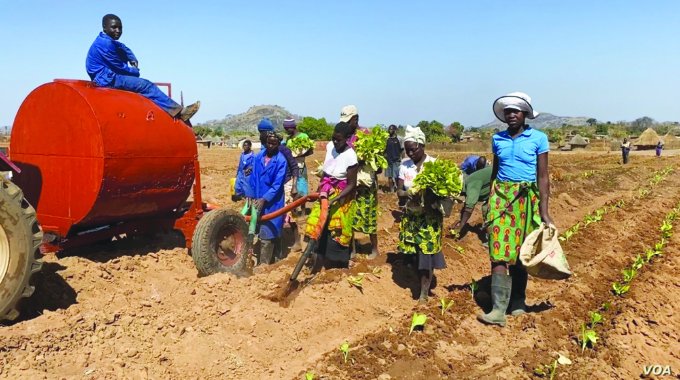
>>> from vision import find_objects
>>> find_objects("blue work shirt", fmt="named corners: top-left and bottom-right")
top-left (234, 152), bottom-right (254, 196)
top-left (86, 32), bottom-right (140, 87)
top-left (249, 150), bottom-right (287, 239)
top-left (492, 126), bottom-right (549, 183)
top-left (460, 155), bottom-right (481, 175)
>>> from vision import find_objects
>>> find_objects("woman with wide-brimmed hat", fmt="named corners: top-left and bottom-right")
top-left (480, 92), bottom-right (552, 327)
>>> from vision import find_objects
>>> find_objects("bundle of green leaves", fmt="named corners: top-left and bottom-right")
top-left (354, 126), bottom-right (389, 171)
top-left (410, 159), bottom-right (463, 198)
top-left (286, 135), bottom-right (315, 157)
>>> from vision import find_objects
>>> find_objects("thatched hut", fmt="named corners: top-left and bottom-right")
top-left (633, 128), bottom-right (663, 150)
top-left (569, 134), bottom-right (589, 150)
top-left (664, 133), bottom-right (680, 149)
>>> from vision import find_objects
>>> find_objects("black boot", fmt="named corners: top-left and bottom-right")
top-left (259, 239), bottom-right (275, 265)
top-left (508, 264), bottom-right (528, 316)
top-left (477, 273), bottom-right (512, 327)
top-left (419, 270), bottom-right (432, 304)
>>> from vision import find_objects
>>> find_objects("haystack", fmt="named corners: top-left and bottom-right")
top-left (569, 134), bottom-right (589, 149)
top-left (633, 128), bottom-right (663, 150)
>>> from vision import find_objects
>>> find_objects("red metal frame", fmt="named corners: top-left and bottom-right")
top-left (40, 158), bottom-right (217, 253)
top-left (154, 83), bottom-right (172, 99)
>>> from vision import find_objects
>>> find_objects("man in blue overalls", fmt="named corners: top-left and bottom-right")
top-left (86, 14), bottom-right (200, 121)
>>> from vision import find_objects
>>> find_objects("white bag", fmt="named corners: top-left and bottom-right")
top-left (357, 165), bottom-right (375, 187)
top-left (519, 223), bottom-right (571, 280)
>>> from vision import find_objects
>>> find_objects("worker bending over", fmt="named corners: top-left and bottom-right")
top-left (86, 14), bottom-right (200, 121)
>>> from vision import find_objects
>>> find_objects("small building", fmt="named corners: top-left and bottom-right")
top-left (633, 128), bottom-right (663, 150)
top-left (569, 134), bottom-right (589, 150)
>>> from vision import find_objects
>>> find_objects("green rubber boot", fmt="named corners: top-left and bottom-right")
top-left (477, 273), bottom-right (512, 327)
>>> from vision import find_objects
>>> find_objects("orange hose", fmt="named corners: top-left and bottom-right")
top-left (311, 198), bottom-right (329, 240)
top-left (244, 193), bottom-right (320, 222)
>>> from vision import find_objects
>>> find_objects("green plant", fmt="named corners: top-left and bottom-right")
top-left (612, 282), bottom-right (630, 296)
top-left (572, 223), bottom-right (580, 234)
top-left (305, 372), bottom-right (315, 380)
top-left (347, 276), bottom-right (363, 289)
top-left (470, 279), bottom-right (478, 299)
top-left (286, 135), bottom-right (315, 157)
top-left (410, 159), bottom-right (463, 198)
top-left (581, 323), bottom-right (599, 353)
top-left (590, 311), bottom-right (604, 326)
top-left (655, 241), bottom-right (665, 252)
top-left (339, 342), bottom-right (352, 363)
top-left (601, 302), bottom-right (611, 311)
top-left (632, 254), bottom-right (645, 270)
top-left (638, 189), bottom-right (649, 198)
top-left (456, 246), bottom-right (465, 254)
top-left (646, 249), bottom-right (661, 262)
top-left (440, 299), bottom-right (454, 316)
top-left (534, 354), bottom-right (572, 379)
top-left (559, 230), bottom-right (573, 242)
top-left (622, 268), bottom-right (637, 283)
top-left (410, 312), bottom-right (427, 334)
top-left (353, 126), bottom-right (389, 171)
top-left (595, 208), bottom-right (605, 217)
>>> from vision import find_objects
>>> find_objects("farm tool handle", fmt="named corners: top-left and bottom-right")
top-left (290, 194), bottom-right (329, 282)
top-left (244, 193), bottom-right (320, 222)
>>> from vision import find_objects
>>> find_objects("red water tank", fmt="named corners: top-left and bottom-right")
top-left (11, 80), bottom-right (197, 239)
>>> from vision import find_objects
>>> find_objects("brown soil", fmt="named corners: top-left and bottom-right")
top-left (1, 147), bottom-right (679, 380)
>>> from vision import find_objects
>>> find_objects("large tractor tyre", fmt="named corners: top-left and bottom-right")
top-left (192, 208), bottom-right (251, 278)
top-left (0, 180), bottom-right (43, 322)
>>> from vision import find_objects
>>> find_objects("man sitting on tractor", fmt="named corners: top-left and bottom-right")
top-left (86, 14), bottom-right (200, 122)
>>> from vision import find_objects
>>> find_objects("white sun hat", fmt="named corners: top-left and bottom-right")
top-left (493, 92), bottom-right (539, 123)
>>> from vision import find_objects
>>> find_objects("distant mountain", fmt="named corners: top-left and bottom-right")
top-left (199, 105), bottom-right (305, 133)
top-left (479, 113), bottom-right (590, 130)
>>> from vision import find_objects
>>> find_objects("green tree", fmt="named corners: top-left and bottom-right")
top-left (447, 122), bottom-right (463, 143)
top-left (212, 126), bottom-right (225, 138)
top-left (298, 117), bottom-right (334, 140)
top-left (631, 116), bottom-right (655, 134)
top-left (416, 120), bottom-right (447, 142)
top-left (595, 124), bottom-right (609, 135)
top-left (587, 118), bottom-right (598, 126)
top-left (192, 125), bottom-right (211, 138)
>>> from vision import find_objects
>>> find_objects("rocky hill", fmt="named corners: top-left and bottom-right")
top-left (198, 105), bottom-right (304, 133)
top-left (479, 113), bottom-right (590, 130)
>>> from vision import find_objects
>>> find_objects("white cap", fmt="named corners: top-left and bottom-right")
top-left (339, 105), bottom-right (358, 123)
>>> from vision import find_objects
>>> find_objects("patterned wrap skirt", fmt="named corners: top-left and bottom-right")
top-left (486, 181), bottom-right (541, 265)
top-left (304, 188), bottom-right (355, 247)
top-left (398, 209), bottom-right (446, 270)
top-left (353, 184), bottom-right (378, 234)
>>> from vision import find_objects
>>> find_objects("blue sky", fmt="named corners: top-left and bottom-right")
top-left (0, 0), bottom-right (678, 128)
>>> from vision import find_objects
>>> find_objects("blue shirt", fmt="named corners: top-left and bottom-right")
top-left (460, 155), bottom-right (481, 175)
top-left (86, 32), bottom-right (140, 86)
top-left (492, 126), bottom-right (549, 183)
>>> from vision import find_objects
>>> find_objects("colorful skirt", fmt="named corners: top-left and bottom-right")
top-left (486, 181), bottom-right (541, 265)
top-left (353, 185), bottom-right (378, 234)
top-left (305, 188), bottom-right (355, 247)
top-left (398, 210), bottom-right (443, 256)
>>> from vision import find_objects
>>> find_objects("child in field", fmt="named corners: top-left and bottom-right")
top-left (234, 140), bottom-right (254, 199)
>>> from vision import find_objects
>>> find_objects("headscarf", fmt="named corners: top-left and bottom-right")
top-left (283, 117), bottom-right (296, 128)
top-left (266, 131), bottom-right (284, 142)
top-left (257, 118), bottom-right (274, 131)
top-left (404, 125), bottom-right (426, 145)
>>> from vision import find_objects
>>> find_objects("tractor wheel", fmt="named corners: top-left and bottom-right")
top-left (0, 180), bottom-right (43, 322)
top-left (192, 208), bottom-right (251, 278)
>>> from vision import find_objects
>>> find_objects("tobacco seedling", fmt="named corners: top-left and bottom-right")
top-left (581, 323), bottom-right (599, 353)
top-left (470, 279), bottom-right (478, 299)
top-left (622, 268), bottom-right (637, 283)
top-left (347, 276), bottom-right (363, 290)
top-left (440, 299), bottom-right (454, 316)
top-left (632, 254), bottom-right (644, 270)
top-left (534, 354), bottom-right (572, 379)
top-left (601, 302), bottom-right (611, 311)
top-left (646, 249), bottom-right (661, 262)
top-left (305, 372), bottom-right (315, 380)
top-left (339, 342), bottom-right (352, 363)
top-left (410, 312), bottom-right (427, 334)
top-left (590, 311), bottom-right (604, 326)
top-left (456, 246), bottom-right (465, 254)
top-left (612, 282), bottom-right (630, 296)
top-left (559, 230), bottom-right (573, 242)
top-left (449, 229), bottom-right (460, 239)
top-left (638, 189), bottom-right (649, 198)
top-left (572, 223), bottom-right (580, 234)
top-left (654, 241), bottom-right (665, 252)
top-left (595, 208), bottom-right (604, 217)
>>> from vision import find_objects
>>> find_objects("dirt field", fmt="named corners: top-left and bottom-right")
top-left (2, 148), bottom-right (680, 380)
